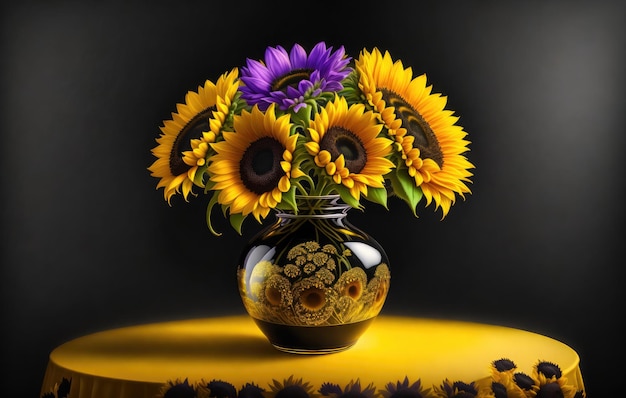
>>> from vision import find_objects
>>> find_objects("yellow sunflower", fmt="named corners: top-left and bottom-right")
top-left (488, 372), bottom-right (531, 398)
top-left (208, 104), bottom-right (304, 222)
top-left (186, 68), bottom-right (240, 185)
top-left (356, 47), bottom-right (474, 218)
top-left (148, 68), bottom-right (240, 203)
top-left (532, 361), bottom-right (578, 398)
top-left (304, 95), bottom-right (394, 202)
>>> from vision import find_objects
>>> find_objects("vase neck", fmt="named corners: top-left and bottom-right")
top-left (276, 195), bottom-right (351, 219)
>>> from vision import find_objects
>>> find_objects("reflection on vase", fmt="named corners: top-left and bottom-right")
top-left (237, 195), bottom-right (390, 354)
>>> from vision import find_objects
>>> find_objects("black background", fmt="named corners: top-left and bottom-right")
top-left (1, 1), bottom-right (624, 397)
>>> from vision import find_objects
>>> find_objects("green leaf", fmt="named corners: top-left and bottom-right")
top-left (205, 192), bottom-right (223, 236)
top-left (203, 179), bottom-right (216, 193)
top-left (365, 186), bottom-right (388, 209)
top-left (336, 185), bottom-right (362, 209)
top-left (291, 103), bottom-right (313, 126)
top-left (278, 185), bottom-right (298, 213)
top-left (229, 212), bottom-right (246, 236)
top-left (389, 171), bottom-right (423, 217)
top-left (193, 165), bottom-right (208, 187)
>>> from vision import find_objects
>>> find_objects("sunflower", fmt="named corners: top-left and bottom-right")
top-left (487, 358), bottom-right (528, 398)
top-left (433, 379), bottom-right (489, 398)
top-left (187, 68), bottom-right (241, 186)
top-left (485, 378), bottom-right (528, 398)
top-left (491, 358), bottom-right (518, 375)
top-left (238, 383), bottom-right (266, 398)
top-left (148, 69), bottom-right (240, 203)
top-left (262, 274), bottom-right (293, 307)
top-left (292, 277), bottom-right (338, 325)
top-left (512, 372), bottom-right (540, 397)
top-left (203, 379), bottom-right (237, 398)
top-left (361, 265), bottom-right (391, 317)
top-left (304, 95), bottom-right (394, 202)
top-left (157, 378), bottom-right (209, 398)
top-left (264, 375), bottom-right (319, 398)
top-left (41, 377), bottom-right (72, 398)
top-left (208, 104), bottom-right (304, 222)
top-left (319, 379), bottom-right (377, 398)
top-left (356, 47), bottom-right (474, 218)
top-left (532, 361), bottom-right (578, 398)
top-left (335, 267), bottom-right (367, 301)
top-left (380, 377), bottom-right (432, 398)
top-left (239, 41), bottom-right (352, 112)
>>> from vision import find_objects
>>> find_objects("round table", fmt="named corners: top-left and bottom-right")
top-left (40, 315), bottom-right (585, 397)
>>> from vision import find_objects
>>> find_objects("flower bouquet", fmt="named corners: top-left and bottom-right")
top-left (149, 41), bottom-right (474, 235)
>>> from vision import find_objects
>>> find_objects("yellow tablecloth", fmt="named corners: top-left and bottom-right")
top-left (40, 315), bottom-right (585, 397)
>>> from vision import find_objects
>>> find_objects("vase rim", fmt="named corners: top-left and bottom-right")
top-left (275, 194), bottom-right (350, 219)
top-left (294, 194), bottom-right (341, 199)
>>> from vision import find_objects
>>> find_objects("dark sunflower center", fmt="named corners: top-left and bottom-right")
top-left (346, 282), bottom-right (362, 299)
top-left (537, 362), bottom-right (562, 379)
top-left (382, 89), bottom-right (444, 168)
top-left (240, 137), bottom-right (285, 195)
top-left (206, 381), bottom-right (237, 398)
top-left (513, 373), bottom-right (536, 391)
top-left (265, 286), bottom-right (282, 306)
top-left (271, 69), bottom-right (312, 92)
top-left (169, 107), bottom-right (214, 176)
top-left (374, 282), bottom-right (388, 303)
top-left (301, 288), bottom-right (325, 310)
top-left (453, 382), bottom-right (478, 395)
top-left (166, 383), bottom-right (195, 396)
top-left (493, 358), bottom-right (516, 372)
top-left (275, 385), bottom-right (310, 398)
top-left (536, 382), bottom-right (563, 398)
top-left (319, 126), bottom-right (367, 173)
top-left (491, 382), bottom-right (508, 398)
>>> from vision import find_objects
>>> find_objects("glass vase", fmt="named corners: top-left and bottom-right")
top-left (237, 195), bottom-right (391, 354)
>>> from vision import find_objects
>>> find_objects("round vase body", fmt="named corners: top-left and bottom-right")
top-left (237, 195), bottom-right (391, 354)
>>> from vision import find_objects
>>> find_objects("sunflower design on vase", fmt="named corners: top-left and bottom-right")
top-left (149, 41), bottom-right (474, 354)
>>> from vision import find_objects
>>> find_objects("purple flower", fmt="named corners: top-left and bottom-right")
top-left (240, 42), bottom-right (352, 112)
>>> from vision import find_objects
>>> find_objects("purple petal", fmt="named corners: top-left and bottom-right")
top-left (241, 59), bottom-right (273, 82)
top-left (241, 76), bottom-right (272, 92)
top-left (292, 102), bottom-right (308, 113)
top-left (286, 85), bottom-right (303, 98)
top-left (297, 79), bottom-right (315, 93)
top-left (265, 45), bottom-right (292, 76)
top-left (307, 42), bottom-right (330, 68)
top-left (289, 43), bottom-right (308, 69)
